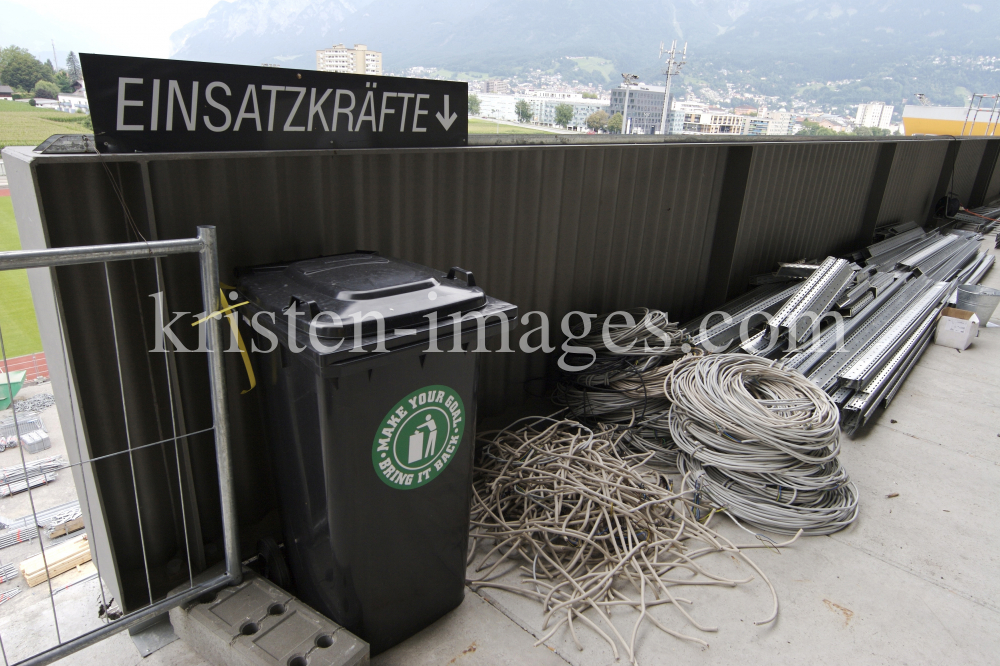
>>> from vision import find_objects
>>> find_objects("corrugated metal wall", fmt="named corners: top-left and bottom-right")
top-left (953, 140), bottom-right (988, 203)
top-left (876, 141), bottom-right (950, 229)
top-left (728, 142), bottom-right (879, 293)
top-left (6, 134), bottom-right (996, 609)
top-left (986, 148), bottom-right (1000, 203)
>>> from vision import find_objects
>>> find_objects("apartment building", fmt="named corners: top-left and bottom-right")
top-left (856, 102), bottom-right (894, 130)
top-left (316, 44), bottom-right (382, 75)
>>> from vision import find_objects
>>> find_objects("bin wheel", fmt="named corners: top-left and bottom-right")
top-left (256, 537), bottom-right (291, 590)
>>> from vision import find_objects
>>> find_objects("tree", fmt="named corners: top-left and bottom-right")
top-left (65, 52), bottom-right (81, 81)
top-left (0, 47), bottom-right (52, 91)
top-left (554, 103), bottom-right (573, 127)
top-left (468, 93), bottom-right (480, 116)
top-left (853, 125), bottom-right (873, 136)
top-left (34, 80), bottom-right (60, 99)
top-left (586, 110), bottom-right (609, 131)
top-left (581, 91), bottom-right (598, 99)
top-left (607, 112), bottom-right (623, 133)
top-left (54, 70), bottom-right (73, 93)
top-left (0, 46), bottom-right (31, 78)
top-left (515, 99), bottom-right (533, 123)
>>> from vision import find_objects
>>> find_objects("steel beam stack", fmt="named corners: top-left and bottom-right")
top-left (685, 221), bottom-right (993, 436)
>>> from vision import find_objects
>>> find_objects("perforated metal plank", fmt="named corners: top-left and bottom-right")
top-left (792, 275), bottom-right (906, 377)
top-left (838, 282), bottom-right (948, 389)
top-left (807, 277), bottom-right (928, 390)
top-left (865, 227), bottom-right (924, 257)
top-left (769, 257), bottom-right (854, 344)
top-left (689, 283), bottom-right (800, 349)
top-left (881, 322), bottom-right (936, 408)
top-left (842, 291), bottom-right (875, 317)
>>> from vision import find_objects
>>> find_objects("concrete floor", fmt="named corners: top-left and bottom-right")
top-left (1, 240), bottom-right (995, 666)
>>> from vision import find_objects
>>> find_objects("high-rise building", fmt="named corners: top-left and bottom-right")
top-left (609, 84), bottom-right (670, 134)
top-left (316, 44), bottom-right (382, 75)
top-left (856, 102), bottom-right (894, 129)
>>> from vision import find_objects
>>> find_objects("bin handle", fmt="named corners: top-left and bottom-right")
top-left (446, 266), bottom-right (476, 288)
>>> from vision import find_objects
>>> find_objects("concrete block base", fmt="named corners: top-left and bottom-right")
top-left (170, 572), bottom-right (368, 666)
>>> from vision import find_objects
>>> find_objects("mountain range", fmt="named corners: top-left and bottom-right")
top-left (170, 0), bottom-right (1000, 108)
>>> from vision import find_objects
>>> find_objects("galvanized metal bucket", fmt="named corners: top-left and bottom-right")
top-left (957, 285), bottom-right (1000, 324)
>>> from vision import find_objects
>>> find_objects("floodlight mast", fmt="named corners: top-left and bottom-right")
top-left (658, 40), bottom-right (687, 135)
top-left (620, 72), bottom-right (639, 134)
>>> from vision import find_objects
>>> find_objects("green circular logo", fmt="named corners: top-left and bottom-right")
top-left (372, 385), bottom-right (465, 490)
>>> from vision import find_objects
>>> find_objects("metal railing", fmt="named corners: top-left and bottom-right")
top-left (0, 226), bottom-right (240, 666)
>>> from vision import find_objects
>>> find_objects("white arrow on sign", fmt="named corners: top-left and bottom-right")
top-left (436, 95), bottom-right (458, 130)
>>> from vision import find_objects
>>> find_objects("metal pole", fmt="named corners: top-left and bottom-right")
top-left (13, 574), bottom-right (232, 666)
top-left (196, 226), bottom-right (242, 585)
top-left (622, 87), bottom-right (630, 134)
top-left (0, 237), bottom-right (204, 270)
top-left (658, 41), bottom-right (686, 135)
top-left (658, 41), bottom-right (674, 135)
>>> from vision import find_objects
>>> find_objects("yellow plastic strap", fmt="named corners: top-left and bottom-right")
top-left (221, 289), bottom-right (256, 394)
top-left (190, 289), bottom-right (256, 394)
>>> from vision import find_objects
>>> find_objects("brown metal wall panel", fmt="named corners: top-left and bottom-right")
top-left (953, 140), bottom-right (987, 204)
top-left (876, 141), bottom-right (949, 229)
top-left (727, 142), bottom-right (879, 294)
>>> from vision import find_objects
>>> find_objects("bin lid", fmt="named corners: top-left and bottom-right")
top-left (236, 252), bottom-right (487, 342)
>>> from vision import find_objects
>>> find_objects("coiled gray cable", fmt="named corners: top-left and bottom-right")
top-left (667, 354), bottom-right (858, 535)
top-left (554, 309), bottom-right (695, 469)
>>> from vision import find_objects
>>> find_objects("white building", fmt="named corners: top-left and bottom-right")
top-left (57, 91), bottom-right (88, 114)
top-left (681, 109), bottom-right (747, 135)
top-left (477, 93), bottom-right (519, 122)
top-left (476, 92), bottom-right (609, 131)
top-left (522, 91), bottom-right (608, 130)
top-left (856, 102), bottom-right (894, 129)
top-left (316, 44), bottom-right (382, 75)
top-left (748, 108), bottom-right (795, 135)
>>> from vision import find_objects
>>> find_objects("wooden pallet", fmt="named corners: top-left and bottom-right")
top-left (20, 534), bottom-right (92, 587)
top-left (48, 516), bottom-right (84, 539)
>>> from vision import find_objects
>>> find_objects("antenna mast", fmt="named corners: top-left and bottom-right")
top-left (658, 40), bottom-right (687, 135)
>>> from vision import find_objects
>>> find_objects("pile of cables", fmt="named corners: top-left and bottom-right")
top-left (553, 309), bottom-right (697, 469)
top-left (667, 354), bottom-right (858, 536)
top-left (469, 416), bottom-right (799, 665)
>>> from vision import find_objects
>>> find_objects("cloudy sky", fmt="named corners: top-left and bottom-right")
top-left (1, 0), bottom-right (228, 62)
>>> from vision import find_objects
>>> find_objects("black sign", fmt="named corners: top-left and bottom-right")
top-left (80, 54), bottom-right (468, 153)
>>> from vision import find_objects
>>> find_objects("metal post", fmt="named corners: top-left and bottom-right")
top-left (658, 41), bottom-right (686, 135)
top-left (196, 226), bottom-right (242, 585)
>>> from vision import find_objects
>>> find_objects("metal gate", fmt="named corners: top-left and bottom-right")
top-left (0, 226), bottom-right (239, 665)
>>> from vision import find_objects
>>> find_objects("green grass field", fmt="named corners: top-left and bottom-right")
top-left (0, 197), bottom-right (43, 358)
top-left (0, 100), bottom-right (91, 150)
top-left (469, 118), bottom-right (556, 134)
